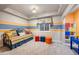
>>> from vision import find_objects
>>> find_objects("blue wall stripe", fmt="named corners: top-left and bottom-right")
top-left (0, 24), bottom-right (29, 29)
top-left (30, 25), bottom-right (64, 29)
top-left (51, 25), bottom-right (64, 29)
top-left (0, 24), bottom-right (64, 29)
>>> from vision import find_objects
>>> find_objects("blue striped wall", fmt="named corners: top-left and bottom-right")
top-left (0, 24), bottom-right (37, 29)
top-left (0, 24), bottom-right (29, 29)
top-left (0, 24), bottom-right (64, 29)
top-left (50, 25), bottom-right (64, 29)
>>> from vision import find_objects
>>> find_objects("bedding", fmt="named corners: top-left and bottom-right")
top-left (2, 29), bottom-right (33, 49)
top-left (19, 32), bottom-right (26, 36)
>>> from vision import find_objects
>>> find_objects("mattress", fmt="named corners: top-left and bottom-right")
top-left (9, 34), bottom-right (33, 44)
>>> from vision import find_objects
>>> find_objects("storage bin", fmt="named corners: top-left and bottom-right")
top-left (45, 36), bottom-right (52, 44)
top-left (65, 31), bottom-right (70, 36)
top-left (35, 36), bottom-right (39, 42)
top-left (65, 36), bottom-right (69, 39)
top-left (40, 36), bottom-right (45, 42)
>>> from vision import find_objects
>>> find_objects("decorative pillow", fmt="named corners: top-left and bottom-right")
top-left (16, 29), bottom-right (24, 36)
top-left (19, 32), bottom-right (25, 36)
top-left (24, 29), bottom-right (31, 34)
top-left (25, 31), bottom-right (30, 34)
top-left (17, 28), bottom-right (23, 32)
top-left (16, 30), bottom-right (20, 36)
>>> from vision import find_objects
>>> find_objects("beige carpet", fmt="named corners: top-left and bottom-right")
top-left (0, 40), bottom-right (76, 55)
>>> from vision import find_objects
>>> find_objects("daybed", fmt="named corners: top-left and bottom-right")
top-left (2, 29), bottom-right (33, 49)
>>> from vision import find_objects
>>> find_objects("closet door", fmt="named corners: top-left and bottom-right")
top-left (52, 30), bottom-right (60, 42)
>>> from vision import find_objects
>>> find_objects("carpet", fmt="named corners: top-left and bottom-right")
top-left (0, 40), bottom-right (76, 55)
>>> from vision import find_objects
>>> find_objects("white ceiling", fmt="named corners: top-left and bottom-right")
top-left (0, 4), bottom-right (10, 10)
top-left (0, 4), bottom-right (68, 19)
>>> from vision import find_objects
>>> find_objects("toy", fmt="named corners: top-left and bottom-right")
top-left (45, 36), bottom-right (52, 44)
top-left (40, 36), bottom-right (45, 42)
top-left (35, 36), bottom-right (39, 42)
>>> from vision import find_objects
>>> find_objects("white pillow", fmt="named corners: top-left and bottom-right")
top-left (19, 32), bottom-right (25, 36)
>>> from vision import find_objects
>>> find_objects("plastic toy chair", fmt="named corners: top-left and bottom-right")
top-left (35, 36), bottom-right (39, 42)
top-left (45, 36), bottom-right (52, 44)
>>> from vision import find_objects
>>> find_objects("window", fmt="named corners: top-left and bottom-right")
top-left (37, 23), bottom-right (50, 31)
top-left (40, 23), bottom-right (45, 31)
top-left (45, 23), bottom-right (49, 31)
top-left (37, 17), bottom-right (53, 31)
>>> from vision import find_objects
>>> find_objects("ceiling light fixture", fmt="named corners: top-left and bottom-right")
top-left (31, 5), bottom-right (38, 13)
top-left (32, 8), bottom-right (37, 13)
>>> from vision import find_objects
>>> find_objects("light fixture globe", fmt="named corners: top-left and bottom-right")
top-left (31, 5), bottom-right (38, 13)
top-left (32, 8), bottom-right (36, 13)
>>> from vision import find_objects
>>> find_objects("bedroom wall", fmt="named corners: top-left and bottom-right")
top-left (65, 13), bottom-right (74, 24)
top-left (29, 16), bottom-right (65, 43)
top-left (0, 11), bottom-right (29, 47)
top-left (74, 8), bottom-right (79, 36)
top-left (65, 8), bottom-right (79, 37)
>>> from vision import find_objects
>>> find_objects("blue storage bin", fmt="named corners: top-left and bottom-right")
top-left (65, 31), bottom-right (70, 36)
top-left (40, 36), bottom-right (45, 42)
top-left (70, 36), bottom-right (75, 40)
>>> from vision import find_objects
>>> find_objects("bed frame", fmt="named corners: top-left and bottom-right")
top-left (2, 33), bottom-right (33, 50)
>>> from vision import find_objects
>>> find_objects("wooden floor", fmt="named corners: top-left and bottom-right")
top-left (0, 46), bottom-right (10, 53)
top-left (0, 40), bottom-right (10, 53)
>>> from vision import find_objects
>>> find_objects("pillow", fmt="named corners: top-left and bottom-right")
top-left (25, 31), bottom-right (31, 34)
top-left (24, 29), bottom-right (31, 34)
top-left (16, 30), bottom-right (20, 36)
top-left (18, 30), bottom-right (23, 33)
top-left (19, 32), bottom-right (25, 36)
top-left (16, 29), bottom-right (24, 36)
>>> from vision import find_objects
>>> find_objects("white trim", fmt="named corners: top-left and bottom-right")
top-left (62, 4), bottom-right (75, 17)
top-left (57, 4), bottom-right (62, 14)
